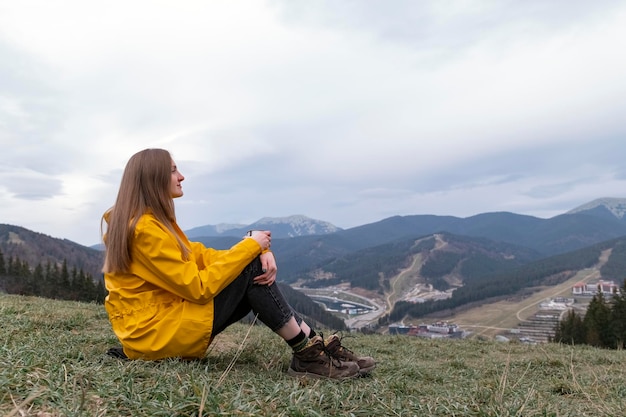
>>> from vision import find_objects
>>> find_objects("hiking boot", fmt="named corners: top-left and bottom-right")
top-left (288, 336), bottom-right (360, 380)
top-left (106, 347), bottom-right (128, 360)
top-left (325, 333), bottom-right (376, 375)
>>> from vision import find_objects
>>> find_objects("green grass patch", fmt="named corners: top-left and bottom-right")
top-left (1, 293), bottom-right (626, 416)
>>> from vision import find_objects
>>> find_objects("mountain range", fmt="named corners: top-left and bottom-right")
top-left (2, 197), bottom-right (626, 325)
top-left (189, 197), bottom-right (626, 280)
top-left (185, 214), bottom-right (342, 239)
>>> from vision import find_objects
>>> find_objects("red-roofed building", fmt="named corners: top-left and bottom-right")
top-left (572, 280), bottom-right (619, 296)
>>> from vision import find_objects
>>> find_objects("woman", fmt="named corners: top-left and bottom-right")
top-left (101, 148), bottom-right (375, 379)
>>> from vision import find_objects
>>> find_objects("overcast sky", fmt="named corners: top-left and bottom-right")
top-left (1, 0), bottom-right (625, 246)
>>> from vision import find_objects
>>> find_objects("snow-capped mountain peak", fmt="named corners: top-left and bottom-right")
top-left (185, 215), bottom-right (341, 239)
top-left (249, 215), bottom-right (341, 237)
top-left (567, 197), bottom-right (626, 219)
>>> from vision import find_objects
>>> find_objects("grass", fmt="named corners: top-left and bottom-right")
top-left (2, 293), bottom-right (626, 416)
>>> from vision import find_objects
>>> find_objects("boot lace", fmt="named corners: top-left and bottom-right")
top-left (318, 332), bottom-right (345, 368)
top-left (337, 331), bottom-right (357, 352)
top-left (326, 331), bottom-right (356, 360)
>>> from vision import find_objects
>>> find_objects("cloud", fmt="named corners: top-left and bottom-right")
top-left (1, 1), bottom-right (626, 245)
top-left (0, 173), bottom-right (63, 200)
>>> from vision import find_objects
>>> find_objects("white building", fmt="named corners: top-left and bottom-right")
top-left (572, 280), bottom-right (619, 296)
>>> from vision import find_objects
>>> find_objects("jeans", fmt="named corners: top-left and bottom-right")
top-left (212, 257), bottom-right (301, 336)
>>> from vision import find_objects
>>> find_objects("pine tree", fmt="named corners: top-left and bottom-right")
top-left (60, 260), bottom-right (70, 300)
top-left (554, 310), bottom-right (585, 345)
top-left (610, 281), bottom-right (626, 349)
top-left (20, 262), bottom-right (36, 296)
top-left (95, 278), bottom-right (106, 303)
top-left (7, 256), bottom-right (18, 277)
top-left (3, 256), bottom-right (29, 293)
top-left (0, 249), bottom-right (6, 275)
top-left (73, 269), bottom-right (97, 302)
top-left (45, 261), bottom-right (61, 299)
top-left (31, 263), bottom-right (44, 296)
top-left (69, 266), bottom-right (78, 300)
top-left (583, 290), bottom-right (613, 348)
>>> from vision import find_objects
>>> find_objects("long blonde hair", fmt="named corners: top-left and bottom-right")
top-left (102, 148), bottom-right (190, 273)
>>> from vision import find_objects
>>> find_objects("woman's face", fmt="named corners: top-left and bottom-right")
top-left (170, 160), bottom-right (185, 198)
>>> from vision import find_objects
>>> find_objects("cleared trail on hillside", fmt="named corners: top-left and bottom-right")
top-left (383, 234), bottom-right (447, 316)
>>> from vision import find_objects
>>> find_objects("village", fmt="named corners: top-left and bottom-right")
top-left (309, 279), bottom-right (621, 343)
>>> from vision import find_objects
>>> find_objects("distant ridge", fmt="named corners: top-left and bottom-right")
top-left (184, 223), bottom-right (246, 238)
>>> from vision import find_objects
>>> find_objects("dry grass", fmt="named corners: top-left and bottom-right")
top-left (2, 293), bottom-right (626, 416)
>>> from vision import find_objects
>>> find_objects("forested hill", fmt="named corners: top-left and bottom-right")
top-left (384, 236), bottom-right (626, 323)
top-left (0, 224), bottom-right (104, 279)
top-left (289, 232), bottom-right (544, 291)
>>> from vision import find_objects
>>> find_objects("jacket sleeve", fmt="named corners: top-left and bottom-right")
top-left (131, 218), bottom-right (261, 304)
top-left (187, 241), bottom-right (267, 268)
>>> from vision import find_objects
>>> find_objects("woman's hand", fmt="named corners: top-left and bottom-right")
top-left (246, 230), bottom-right (271, 251)
top-left (254, 251), bottom-right (277, 286)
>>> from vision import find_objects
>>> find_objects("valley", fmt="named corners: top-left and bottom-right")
top-left (296, 285), bottom-right (385, 329)
top-left (303, 246), bottom-right (613, 343)
top-left (298, 236), bottom-right (448, 330)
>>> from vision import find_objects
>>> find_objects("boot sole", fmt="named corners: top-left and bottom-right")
top-left (287, 368), bottom-right (359, 380)
top-left (358, 364), bottom-right (376, 376)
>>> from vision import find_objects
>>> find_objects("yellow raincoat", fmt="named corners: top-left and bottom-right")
top-left (104, 213), bottom-right (262, 360)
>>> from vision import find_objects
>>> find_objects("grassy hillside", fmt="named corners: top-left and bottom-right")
top-left (2, 294), bottom-right (625, 416)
